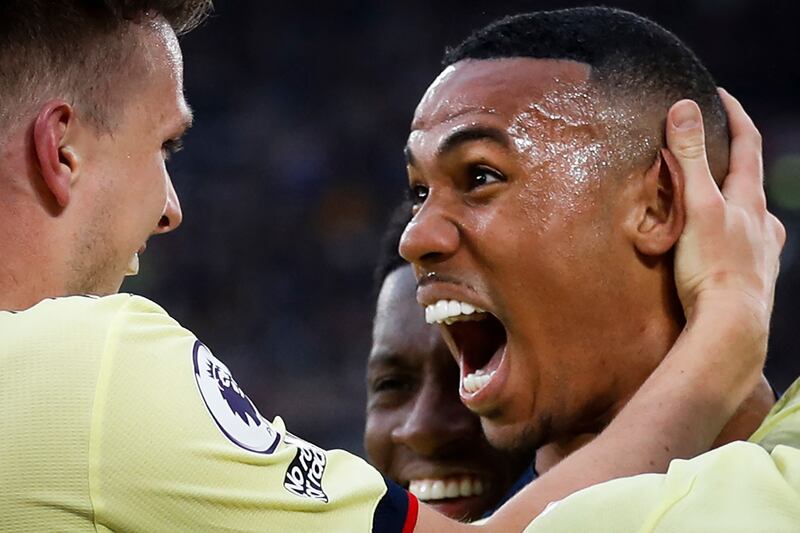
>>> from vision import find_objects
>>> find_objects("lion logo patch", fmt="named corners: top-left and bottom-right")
top-left (193, 341), bottom-right (280, 454)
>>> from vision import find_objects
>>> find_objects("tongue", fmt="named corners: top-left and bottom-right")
top-left (448, 315), bottom-right (507, 374)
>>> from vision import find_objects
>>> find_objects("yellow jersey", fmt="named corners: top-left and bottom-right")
top-left (0, 294), bottom-right (418, 532)
top-left (525, 376), bottom-right (800, 532)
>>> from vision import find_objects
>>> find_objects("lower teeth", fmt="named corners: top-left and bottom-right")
top-left (463, 370), bottom-right (494, 393)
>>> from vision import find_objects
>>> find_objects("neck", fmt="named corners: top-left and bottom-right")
top-left (0, 259), bottom-right (62, 311)
top-left (535, 433), bottom-right (594, 475)
top-left (535, 374), bottom-right (775, 475)
top-left (0, 205), bottom-right (66, 311)
top-left (0, 136), bottom-right (76, 310)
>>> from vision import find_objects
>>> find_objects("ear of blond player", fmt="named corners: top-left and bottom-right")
top-left (410, 92), bottom-right (783, 532)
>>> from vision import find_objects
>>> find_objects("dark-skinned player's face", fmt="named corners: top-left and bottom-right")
top-left (401, 58), bottom-right (666, 450)
top-left (366, 265), bottom-right (531, 522)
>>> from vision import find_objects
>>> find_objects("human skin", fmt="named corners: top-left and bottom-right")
top-left (0, 17), bottom-right (190, 311)
top-left (0, 15), bottom-right (781, 531)
top-left (411, 92), bottom-right (785, 532)
top-left (399, 58), bottom-right (774, 456)
top-left (366, 264), bottom-right (531, 521)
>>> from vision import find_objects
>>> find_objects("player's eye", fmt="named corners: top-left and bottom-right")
top-left (406, 183), bottom-right (429, 206)
top-left (468, 165), bottom-right (505, 189)
top-left (372, 374), bottom-right (413, 394)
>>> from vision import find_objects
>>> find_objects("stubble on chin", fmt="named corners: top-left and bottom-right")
top-left (65, 210), bottom-right (124, 297)
top-left (65, 246), bottom-right (122, 297)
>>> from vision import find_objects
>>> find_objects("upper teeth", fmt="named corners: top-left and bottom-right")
top-left (425, 299), bottom-right (486, 325)
top-left (408, 476), bottom-right (485, 501)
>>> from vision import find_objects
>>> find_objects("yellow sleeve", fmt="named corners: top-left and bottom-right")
top-left (524, 441), bottom-right (800, 533)
top-left (90, 295), bottom-right (416, 532)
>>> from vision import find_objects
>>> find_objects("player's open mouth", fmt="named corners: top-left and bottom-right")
top-left (425, 299), bottom-right (508, 400)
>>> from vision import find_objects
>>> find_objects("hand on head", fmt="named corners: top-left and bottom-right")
top-left (664, 89), bottom-right (785, 356)
top-left (457, 92), bottom-right (789, 533)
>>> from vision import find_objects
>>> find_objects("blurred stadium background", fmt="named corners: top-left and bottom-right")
top-left (123, 0), bottom-right (800, 454)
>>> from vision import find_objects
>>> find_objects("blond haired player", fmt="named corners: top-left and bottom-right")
top-left (0, 2), bottom-right (786, 532)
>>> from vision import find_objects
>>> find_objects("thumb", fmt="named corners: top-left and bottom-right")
top-left (664, 99), bottom-right (722, 214)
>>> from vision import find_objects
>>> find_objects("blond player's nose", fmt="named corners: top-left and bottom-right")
top-left (157, 178), bottom-right (183, 234)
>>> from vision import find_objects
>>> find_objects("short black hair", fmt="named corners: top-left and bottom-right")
top-left (372, 201), bottom-right (413, 297)
top-left (443, 6), bottom-right (729, 181)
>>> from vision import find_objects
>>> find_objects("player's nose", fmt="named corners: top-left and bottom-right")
top-left (399, 200), bottom-right (460, 268)
top-left (390, 383), bottom-right (475, 457)
top-left (156, 177), bottom-right (183, 234)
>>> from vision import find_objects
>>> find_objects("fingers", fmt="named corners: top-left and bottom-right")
top-left (719, 91), bottom-right (781, 283)
top-left (718, 88), bottom-right (765, 207)
top-left (664, 99), bottom-right (723, 215)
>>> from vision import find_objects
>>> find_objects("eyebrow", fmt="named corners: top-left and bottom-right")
top-left (404, 125), bottom-right (511, 167)
top-left (367, 351), bottom-right (414, 372)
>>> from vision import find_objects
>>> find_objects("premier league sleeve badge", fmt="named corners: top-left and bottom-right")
top-left (192, 340), bottom-right (281, 454)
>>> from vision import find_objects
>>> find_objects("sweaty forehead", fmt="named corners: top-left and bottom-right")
top-left (411, 58), bottom-right (592, 132)
top-left (128, 18), bottom-right (191, 131)
top-left (139, 17), bottom-right (185, 85)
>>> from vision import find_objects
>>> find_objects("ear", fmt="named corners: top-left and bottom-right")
top-left (624, 150), bottom-right (685, 257)
top-left (33, 101), bottom-right (79, 208)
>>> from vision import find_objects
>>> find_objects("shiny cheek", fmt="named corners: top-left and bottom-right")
top-left (514, 140), bottom-right (602, 226)
top-left (491, 126), bottom-right (614, 303)
top-left (464, 193), bottom-right (575, 417)
top-left (466, 201), bottom-right (538, 312)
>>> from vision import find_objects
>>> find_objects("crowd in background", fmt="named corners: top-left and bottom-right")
top-left (123, 0), bottom-right (800, 454)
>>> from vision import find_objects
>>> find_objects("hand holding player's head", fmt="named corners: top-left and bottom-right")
top-left (366, 204), bottom-right (532, 521)
top-left (398, 7), bottom-right (749, 454)
top-left (664, 91), bottom-right (785, 362)
top-left (0, 1), bottom-right (211, 310)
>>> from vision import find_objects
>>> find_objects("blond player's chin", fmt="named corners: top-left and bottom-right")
top-left (124, 252), bottom-right (140, 277)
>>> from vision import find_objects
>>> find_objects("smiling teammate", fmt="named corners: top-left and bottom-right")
top-left (0, 2), bottom-right (787, 532)
top-left (366, 205), bottom-right (534, 521)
